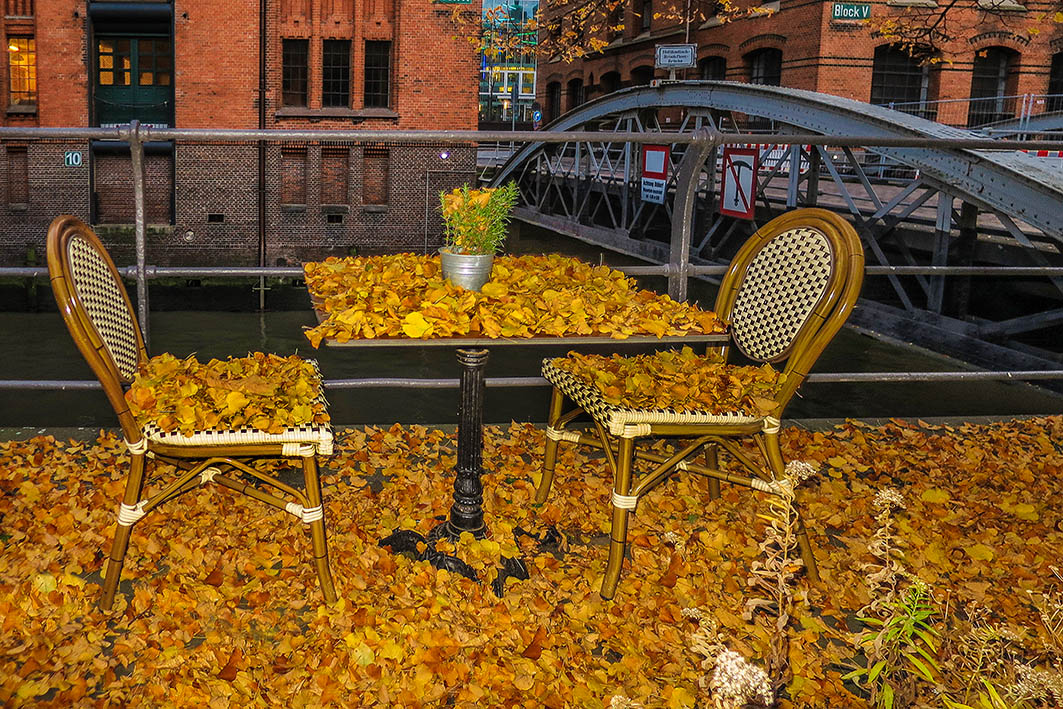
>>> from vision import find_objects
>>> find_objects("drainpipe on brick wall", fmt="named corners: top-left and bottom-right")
top-left (257, 0), bottom-right (268, 311)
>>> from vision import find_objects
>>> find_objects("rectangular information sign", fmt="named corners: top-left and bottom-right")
top-left (719, 147), bottom-right (758, 220)
top-left (831, 2), bottom-right (870, 20)
top-left (654, 44), bottom-right (697, 69)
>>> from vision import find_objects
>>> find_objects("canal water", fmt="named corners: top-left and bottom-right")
top-left (2, 224), bottom-right (1060, 428)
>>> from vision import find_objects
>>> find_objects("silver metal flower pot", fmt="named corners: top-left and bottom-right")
top-left (438, 248), bottom-right (494, 291)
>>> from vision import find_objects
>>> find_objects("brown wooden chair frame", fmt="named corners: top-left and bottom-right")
top-left (46, 215), bottom-right (337, 609)
top-left (537, 208), bottom-right (865, 599)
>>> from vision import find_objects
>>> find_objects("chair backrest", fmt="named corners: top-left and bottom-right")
top-left (713, 208), bottom-right (864, 412)
top-left (46, 215), bottom-right (147, 440)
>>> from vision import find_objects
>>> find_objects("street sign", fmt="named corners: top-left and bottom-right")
top-left (831, 2), bottom-right (870, 20)
top-left (63, 151), bottom-right (83, 168)
top-left (720, 147), bottom-right (758, 220)
top-left (641, 144), bottom-right (670, 204)
top-left (654, 44), bottom-right (697, 69)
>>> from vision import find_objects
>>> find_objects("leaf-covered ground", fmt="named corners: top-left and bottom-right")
top-left (1, 416), bottom-right (1061, 707)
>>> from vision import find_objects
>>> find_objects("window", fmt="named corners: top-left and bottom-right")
top-left (95, 37), bottom-right (172, 127)
top-left (968, 47), bottom-right (1018, 127)
top-left (1047, 52), bottom-right (1063, 112)
top-left (364, 41), bottom-right (392, 108)
top-left (282, 39), bottom-right (309, 107)
top-left (600, 71), bottom-right (621, 95)
top-left (97, 39), bottom-right (131, 87)
top-left (362, 146), bottom-right (389, 205)
top-left (322, 40), bottom-right (351, 108)
top-left (7, 37), bottom-right (36, 107)
top-left (7, 146), bottom-right (27, 205)
top-left (545, 81), bottom-right (561, 122)
top-left (321, 148), bottom-right (349, 205)
top-left (699, 56), bottom-right (726, 81)
top-left (281, 148), bottom-right (307, 205)
top-left (871, 45), bottom-right (933, 118)
top-left (566, 78), bottom-right (584, 110)
top-left (747, 48), bottom-right (782, 86)
top-left (631, 65), bottom-right (654, 86)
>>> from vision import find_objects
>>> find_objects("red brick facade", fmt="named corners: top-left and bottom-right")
top-left (0, 0), bottom-right (480, 266)
top-left (538, 0), bottom-right (1063, 123)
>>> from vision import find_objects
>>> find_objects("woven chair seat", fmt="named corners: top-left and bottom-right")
top-left (542, 359), bottom-right (764, 437)
top-left (134, 360), bottom-right (333, 455)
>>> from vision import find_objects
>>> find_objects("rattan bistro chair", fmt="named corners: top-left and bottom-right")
top-left (46, 215), bottom-right (337, 610)
top-left (538, 208), bottom-right (864, 599)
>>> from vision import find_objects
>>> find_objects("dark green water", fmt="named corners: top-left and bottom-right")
top-left (2, 223), bottom-right (1060, 428)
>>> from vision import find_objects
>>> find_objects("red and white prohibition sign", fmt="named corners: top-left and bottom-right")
top-left (719, 147), bottom-right (758, 220)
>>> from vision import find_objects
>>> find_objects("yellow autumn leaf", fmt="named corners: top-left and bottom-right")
top-left (401, 311), bottom-right (433, 338)
top-left (965, 544), bottom-right (994, 561)
top-left (920, 488), bottom-right (950, 504)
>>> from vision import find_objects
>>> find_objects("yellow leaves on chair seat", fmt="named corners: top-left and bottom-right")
top-left (302, 253), bottom-right (726, 346)
top-left (125, 352), bottom-right (329, 436)
top-left (552, 346), bottom-right (784, 416)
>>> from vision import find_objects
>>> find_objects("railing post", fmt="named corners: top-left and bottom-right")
top-left (668, 127), bottom-right (719, 302)
top-left (126, 120), bottom-right (150, 347)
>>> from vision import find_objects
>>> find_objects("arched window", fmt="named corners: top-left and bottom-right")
top-left (746, 48), bottom-right (781, 86)
top-left (699, 56), bottom-right (726, 81)
top-left (968, 47), bottom-right (1019, 127)
top-left (1048, 52), bottom-right (1063, 113)
top-left (600, 71), bottom-right (621, 96)
top-left (871, 45), bottom-right (933, 119)
top-left (630, 65), bottom-right (654, 86)
top-left (566, 77), bottom-right (584, 110)
top-left (546, 81), bottom-right (561, 122)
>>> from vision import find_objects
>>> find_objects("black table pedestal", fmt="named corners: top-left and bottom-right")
top-left (379, 347), bottom-right (529, 592)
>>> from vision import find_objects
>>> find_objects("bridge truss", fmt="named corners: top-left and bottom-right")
top-left (490, 82), bottom-right (1063, 372)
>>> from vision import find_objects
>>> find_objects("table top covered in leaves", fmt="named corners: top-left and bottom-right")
top-left (301, 254), bottom-right (726, 347)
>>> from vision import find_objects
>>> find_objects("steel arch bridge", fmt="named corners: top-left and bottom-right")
top-left (489, 81), bottom-right (1063, 371)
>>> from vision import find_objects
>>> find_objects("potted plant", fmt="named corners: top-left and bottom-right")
top-left (438, 182), bottom-right (519, 291)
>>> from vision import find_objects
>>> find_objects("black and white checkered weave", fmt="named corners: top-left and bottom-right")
top-left (67, 235), bottom-right (141, 381)
top-left (729, 226), bottom-right (834, 362)
top-left (138, 361), bottom-right (334, 455)
top-left (542, 360), bottom-right (763, 434)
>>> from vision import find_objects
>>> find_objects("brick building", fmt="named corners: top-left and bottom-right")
top-left (0, 0), bottom-right (481, 267)
top-left (537, 0), bottom-right (1063, 128)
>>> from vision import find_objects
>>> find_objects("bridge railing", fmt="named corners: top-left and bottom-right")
top-left (3, 124), bottom-right (1063, 399)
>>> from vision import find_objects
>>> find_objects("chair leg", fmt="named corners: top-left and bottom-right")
top-left (762, 429), bottom-right (819, 583)
top-left (601, 436), bottom-right (635, 600)
top-left (100, 452), bottom-right (147, 611)
top-left (703, 444), bottom-right (721, 500)
top-left (302, 455), bottom-right (337, 603)
top-left (535, 387), bottom-right (565, 504)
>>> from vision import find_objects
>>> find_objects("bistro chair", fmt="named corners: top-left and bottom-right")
top-left (46, 215), bottom-right (337, 610)
top-left (537, 208), bottom-right (865, 599)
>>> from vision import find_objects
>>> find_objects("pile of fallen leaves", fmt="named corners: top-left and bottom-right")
top-left (302, 254), bottom-right (725, 346)
top-left (1, 416), bottom-right (1061, 706)
top-left (125, 352), bottom-right (329, 436)
top-left (552, 347), bottom-right (783, 416)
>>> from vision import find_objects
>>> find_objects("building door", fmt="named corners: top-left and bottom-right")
top-left (94, 36), bottom-right (173, 127)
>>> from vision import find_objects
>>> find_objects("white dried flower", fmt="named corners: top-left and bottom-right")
top-left (873, 487), bottom-right (906, 513)
top-left (681, 607), bottom-right (704, 621)
top-left (784, 459), bottom-right (818, 482)
top-left (663, 531), bottom-right (686, 552)
top-left (609, 695), bottom-right (644, 708)
top-left (709, 649), bottom-right (773, 708)
top-left (1012, 663), bottom-right (1063, 702)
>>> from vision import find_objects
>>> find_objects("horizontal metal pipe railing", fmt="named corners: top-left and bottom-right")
top-left (9, 265), bottom-right (1063, 279)
top-left (3, 370), bottom-right (1063, 393)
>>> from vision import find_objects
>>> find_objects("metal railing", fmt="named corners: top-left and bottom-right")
top-left (3, 124), bottom-right (1063, 398)
top-left (879, 93), bottom-right (1063, 132)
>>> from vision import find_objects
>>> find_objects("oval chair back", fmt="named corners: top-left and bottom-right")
top-left (713, 208), bottom-right (865, 415)
top-left (46, 215), bottom-right (148, 444)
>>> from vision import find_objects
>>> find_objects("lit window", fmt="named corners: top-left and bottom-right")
top-left (8, 37), bottom-right (36, 106)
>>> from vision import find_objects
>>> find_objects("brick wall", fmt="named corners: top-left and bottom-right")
top-left (0, 0), bottom-right (483, 267)
top-left (538, 0), bottom-right (1063, 111)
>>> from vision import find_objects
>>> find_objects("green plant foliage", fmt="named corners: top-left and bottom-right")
top-left (439, 182), bottom-right (519, 255)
